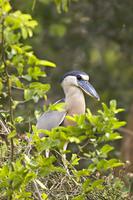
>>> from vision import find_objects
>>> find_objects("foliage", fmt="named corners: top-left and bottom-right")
top-left (0, 0), bottom-right (131, 200)
top-left (0, 98), bottom-right (128, 199)
top-left (0, 0), bottom-right (56, 129)
top-left (0, 0), bottom-right (55, 197)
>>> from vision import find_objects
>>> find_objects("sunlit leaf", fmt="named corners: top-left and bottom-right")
top-left (8, 130), bottom-right (17, 139)
top-left (100, 144), bottom-right (114, 155)
top-left (36, 60), bottom-right (56, 67)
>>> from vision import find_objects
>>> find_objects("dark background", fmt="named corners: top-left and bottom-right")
top-left (12, 0), bottom-right (133, 162)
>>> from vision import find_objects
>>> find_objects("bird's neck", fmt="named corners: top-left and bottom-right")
top-left (64, 87), bottom-right (86, 115)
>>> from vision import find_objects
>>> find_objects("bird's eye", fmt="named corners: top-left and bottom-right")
top-left (77, 75), bottom-right (82, 80)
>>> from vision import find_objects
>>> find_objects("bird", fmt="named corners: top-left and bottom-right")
top-left (37, 70), bottom-right (100, 131)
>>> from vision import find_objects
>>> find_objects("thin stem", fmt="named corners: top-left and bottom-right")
top-left (0, 118), bottom-right (10, 145)
top-left (0, 119), bottom-right (10, 134)
top-left (61, 141), bottom-right (70, 175)
top-left (33, 180), bottom-right (43, 200)
top-left (11, 86), bottom-right (24, 91)
top-left (32, 0), bottom-right (36, 11)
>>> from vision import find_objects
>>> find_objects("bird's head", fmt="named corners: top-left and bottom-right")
top-left (61, 70), bottom-right (100, 100)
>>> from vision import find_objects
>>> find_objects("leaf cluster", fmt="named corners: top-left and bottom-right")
top-left (0, 0), bottom-right (56, 128)
top-left (0, 100), bottom-right (127, 199)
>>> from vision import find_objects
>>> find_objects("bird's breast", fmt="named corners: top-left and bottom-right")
top-left (63, 92), bottom-right (86, 126)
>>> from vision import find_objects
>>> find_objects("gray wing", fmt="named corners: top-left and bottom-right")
top-left (36, 110), bottom-right (67, 130)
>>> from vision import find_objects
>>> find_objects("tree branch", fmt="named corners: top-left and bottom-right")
top-left (0, 118), bottom-right (10, 145)
top-left (0, 118), bottom-right (10, 134)
top-left (119, 127), bottom-right (133, 137)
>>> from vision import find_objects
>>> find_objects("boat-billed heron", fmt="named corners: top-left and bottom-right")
top-left (37, 71), bottom-right (100, 131)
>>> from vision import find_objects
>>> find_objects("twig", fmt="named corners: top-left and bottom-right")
top-left (53, 149), bottom-right (79, 186)
top-left (0, 119), bottom-right (10, 134)
top-left (62, 141), bottom-right (70, 175)
top-left (11, 86), bottom-right (24, 91)
top-left (33, 180), bottom-right (43, 200)
top-left (0, 119), bottom-right (10, 145)
top-left (24, 136), bottom-right (33, 156)
top-left (32, 0), bottom-right (36, 10)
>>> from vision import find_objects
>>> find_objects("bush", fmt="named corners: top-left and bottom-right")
top-left (0, 99), bottom-right (129, 199)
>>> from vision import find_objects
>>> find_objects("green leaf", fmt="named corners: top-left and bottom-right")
top-left (28, 66), bottom-right (46, 80)
top-left (35, 179), bottom-right (48, 190)
top-left (15, 116), bottom-right (24, 123)
top-left (0, 79), bottom-right (3, 93)
top-left (72, 194), bottom-right (85, 200)
top-left (102, 103), bottom-right (109, 114)
top-left (49, 102), bottom-right (66, 111)
top-left (82, 178), bottom-right (91, 191)
top-left (10, 75), bottom-right (23, 88)
top-left (100, 144), bottom-right (114, 155)
top-left (8, 130), bottom-right (17, 139)
top-left (24, 89), bottom-right (33, 101)
top-left (72, 194), bottom-right (86, 200)
top-left (30, 82), bottom-right (50, 96)
top-left (42, 193), bottom-right (48, 200)
top-left (105, 159), bottom-right (123, 169)
top-left (3, 1), bottom-right (11, 13)
top-left (97, 159), bottom-right (107, 170)
top-left (91, 179), bottom-right (104, 189)
top-left (22, 74), bottom-right (32, 81)
top-left (113, 121), bottom-right (126, 129)
top-left (106, 132), bottom-right (122, 140)
top-left (73, 169), bottom-right (90, 178)
top-left (68, 136), bottom-right (80, 143)
top-left (24, 172), bottom-right (36, 184)
top-left (110, 99), bottom-right (117, 111)
top-left (71, 154), bottom-right (80, 166)
top-left (36, 60), bottom-right (56, 67)
top-left (21, 27), bottom-right (28, 39)
top-left (54, 0), bottom-right (69, 13)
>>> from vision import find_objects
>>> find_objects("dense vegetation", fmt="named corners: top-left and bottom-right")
top-left (0, 0), bottom-right (133, 199)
